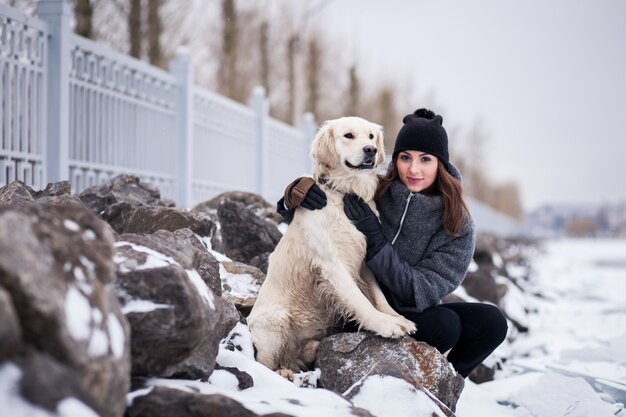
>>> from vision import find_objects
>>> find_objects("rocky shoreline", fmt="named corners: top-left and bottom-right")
top-left (0, 175), bottom-right (538, 417)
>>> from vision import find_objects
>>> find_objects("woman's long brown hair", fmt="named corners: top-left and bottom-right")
top-left (376, 158), bottom-right (470, 236)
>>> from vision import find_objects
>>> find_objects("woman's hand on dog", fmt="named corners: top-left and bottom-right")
top-left (343, 194), bottom-right (388, 260)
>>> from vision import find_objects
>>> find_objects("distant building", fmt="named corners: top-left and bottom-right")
top-left (527, 201), bottom-right (626, 238)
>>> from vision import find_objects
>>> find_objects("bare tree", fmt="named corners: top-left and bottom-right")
top-left (346, 65), bottom-right (360, 116)
top-left (73, 0), bottom-right (94, 38)
top-left (147, 0), bottom-right (162, 67)
top-left (128, 0), bottom-right (142, 58)
top-left (305, 38), bottom-right (321, 116)
top-left (286, 34), bottom-right (298, 124)
top-left (218, 0), bottom-right (237, 98)
top-left (259, 20), bottom-right (270, 95)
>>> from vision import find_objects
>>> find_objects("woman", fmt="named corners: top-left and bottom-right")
top-left (278, 108), bottom-right (508, 378)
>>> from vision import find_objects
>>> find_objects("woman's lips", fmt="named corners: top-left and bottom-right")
top-left (407, 177), bottom-right (422, 184)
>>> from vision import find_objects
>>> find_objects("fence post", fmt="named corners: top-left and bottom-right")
top-left (37, 0), bottom-right (71, 184)
top-left (248, 86), bottom-right (269, 197)
top-left (169, 48), bottom-right (193, 208)
top-left (300, 112), bottom-right (317, 174)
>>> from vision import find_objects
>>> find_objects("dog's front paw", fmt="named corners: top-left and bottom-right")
top-left (399, 316), bottom-right (417, 334)
top-left (367, 313), bottom-right (412, 339)
top-left (276, 368), bottom-right (295, 381)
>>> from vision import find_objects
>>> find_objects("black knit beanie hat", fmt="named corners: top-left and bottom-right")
top-left (392, 108), bottom-right (449, 163)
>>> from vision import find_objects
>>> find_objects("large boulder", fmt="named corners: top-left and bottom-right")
top-left (317, 332), bottom-right (464, 412)
top-left (0, 180), bottom-right (35, 206)
top-left (78, 174), bottom-right (170, 214)
top-left (102, 202), bottom-right (216, 238)
top-left (127, 386), bottom-right (266, 417)
top-left (460, 269), bottom-right (503, 305)
top-left (217, 200), bottom-right (282, 264)
top-left (0, 180), bottom-right (86, 209)
top-left (192, 191), bottom-right (283, 225)
top-left (0, 202), bottom-right (131, 417)
top-left (113, 230), bottom-right (223, 379)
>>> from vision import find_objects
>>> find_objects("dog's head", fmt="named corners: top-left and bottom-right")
top-left (311, 117), bottom-right (385, 176)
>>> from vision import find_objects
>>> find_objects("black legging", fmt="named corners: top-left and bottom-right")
top-left (401, 302), bottom-right (508, 378)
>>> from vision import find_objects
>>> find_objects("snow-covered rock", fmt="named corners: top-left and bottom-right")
top-left (0, 199), bottom-right (131, 417)
top-left (317, 332), bottom-right (464, 413)
top-left (113, 230), bottom-right (224, 379)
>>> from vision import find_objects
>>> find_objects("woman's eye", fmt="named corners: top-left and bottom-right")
top-left (421, 157), bottom-right (431, 163)
top-left (344, 133), bottom-right (354, 139)
top-left (369, 134), bottom-right (374, 139)
top-left (400, 155), bottom-right (411, 161)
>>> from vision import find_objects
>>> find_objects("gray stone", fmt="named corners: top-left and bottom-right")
top-left (15, 351), bottom-right (99, 414)
top-left (126, 386), bottom-right (268, 417)
top-left (32, 180), bottom-right (72, 198)
top-left (0, 203), bottom-right (131, 417)
top-left (78, 174), bottom-right (167, 214)
top-left (317, 332), bottom-right (464, 412)
top-left (0, 287), bottom-right (22, 360)
top-left (220, 261), bottom-right (265, 316)
top-left (103, 202), bottom-right (216, 239)
top-left (0, 180), bottom-right (35, 206)
top-left (217, 200), bottom-right (281, 264)
top-left (114, 231), bottom-right (222, 379)
top-left (461, 270), bottom-right (501, 305)
top-left (192, 191), bottom-right (283, 225)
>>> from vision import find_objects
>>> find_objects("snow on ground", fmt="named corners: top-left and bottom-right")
top-left (456, 238), bottom-right (626, 417)
top-left (125, 238), bottom-right (626, 416)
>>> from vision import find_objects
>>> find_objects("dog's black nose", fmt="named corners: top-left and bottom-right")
top-left (363, 146), bottom-right (377, 155)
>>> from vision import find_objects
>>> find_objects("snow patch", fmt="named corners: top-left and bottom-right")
top-left (0, 363), bottom-right (57, 417)
top-left (513, 372), bottom-right (616, 417)
top-left (219, 264), bottom-right (260, 299)
top-left (210, 249), bottom-right (232, 262)
top-left (114, 241), bottom-right (179, 272)
top-left (63, 219), bottom-right (80, 232)
top-left (122, 299), bottom-right (173, 314)
top-left (195, 233), bottom-right (213, 251)
top-left (65, 285), bottom-right (91, 340)
top-left (209, 370), bottom-right (241, 391)
top-left (350, 375), bottom-right (446, 417)
top-left (107, 313), bottom-right (126, 359)
top-left (220, 322), bottom-right (255, 359)
top-left (186, 269), bottom-right (215, 309)
top-left (79, 256), bottom-right (96, 277)
top-left (87, 328), bottom-right (109, 357)
top-left (57, 398), bottom-right (100, 417)
top-left (127, 386), bottom-right (154, 406)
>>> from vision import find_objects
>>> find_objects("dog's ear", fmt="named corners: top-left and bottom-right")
top-left (310, 121), bottom-right (338, 169)
top-left (374, 123), bottom-right (385, 166)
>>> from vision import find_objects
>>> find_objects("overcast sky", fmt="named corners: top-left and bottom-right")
top-left (297, 0), bottom-right (626, 211)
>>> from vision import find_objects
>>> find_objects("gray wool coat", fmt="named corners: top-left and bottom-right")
top-left (367, 179), bottom-right (476, 313)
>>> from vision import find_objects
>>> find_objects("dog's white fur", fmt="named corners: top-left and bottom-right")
top-left (247, 117), bottom-right (416, 374)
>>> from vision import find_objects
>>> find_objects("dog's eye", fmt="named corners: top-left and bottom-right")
top-left (369, 134), bottom-right (374, 139)
top-left (344, 133), bottom-right (354, 139)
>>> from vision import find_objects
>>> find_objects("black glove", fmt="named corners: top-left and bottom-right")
top-left (343, 194), bottom-right (387, 260)
top-left (277, 179), bottom-right (327, 224)
top-left (300, 183), bottom-right (327, 210)
top-left (283, 177), bottom-right (327, 210)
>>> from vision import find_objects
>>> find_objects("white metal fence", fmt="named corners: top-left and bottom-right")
top-left (0, 3), bottom-right (47, 191)
top-left (0, 1), bottom-right (316, 208)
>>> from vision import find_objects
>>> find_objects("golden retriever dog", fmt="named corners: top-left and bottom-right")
top-left (247, 117), bottom-right (416, 376)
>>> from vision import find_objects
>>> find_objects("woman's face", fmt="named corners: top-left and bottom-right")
top-left (396, 150), bottom-right (439, 193)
